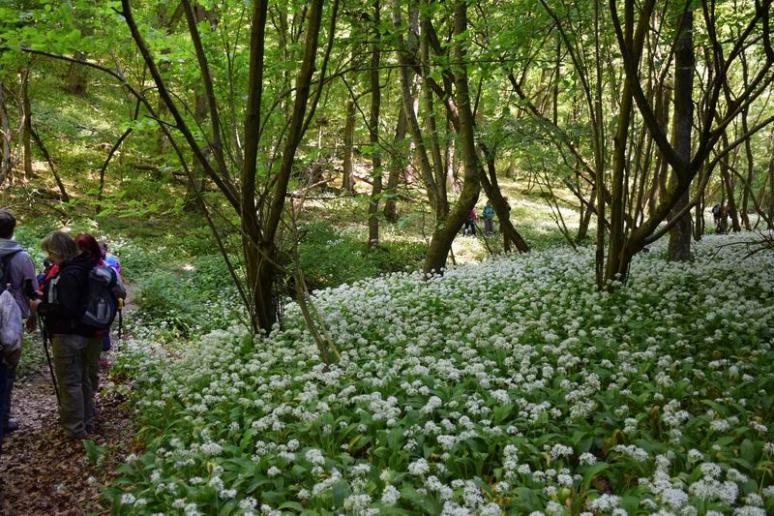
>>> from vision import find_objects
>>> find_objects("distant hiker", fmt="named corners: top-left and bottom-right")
top-left (100, 242), bottom-right (121, 276)
top-left (712, 204), bottom-right (721, 227)
top-left (464, 207), bottom-right (477, 236)
top-left (0, 209), bottom-right (38, 449)
top-left (98, 242), bottom-right (119, 361)
top-left (33, 231), bottom-right (101, 438)
top-left (483, 202), bottom-right (495, 235)
top-left (713, 204), bottom-right (731, 234)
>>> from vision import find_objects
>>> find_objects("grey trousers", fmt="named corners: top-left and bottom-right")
top-left (51, 334), bottom-right (100, 437)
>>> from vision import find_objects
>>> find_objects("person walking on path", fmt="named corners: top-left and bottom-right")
top-left (74, 234), bottom-right (112, 392)
top-left (464, 207), bottom-right (478, 236)
top-left (0, 209), bottom-right (38, 446)
top-left (97, 241), bottom-right (122, 362)
top-left (483, 202), bottom-right (495, 235)
top-left (100, 242), bottom-right (121, 276)
top-left (33, 232), bottom-right (99, 439)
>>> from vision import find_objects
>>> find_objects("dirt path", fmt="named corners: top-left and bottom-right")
top-left (0, 355), bottom-right (135, 515)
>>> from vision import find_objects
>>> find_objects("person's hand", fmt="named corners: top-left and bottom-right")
top-left (3, 343), bottom-right (21, 368)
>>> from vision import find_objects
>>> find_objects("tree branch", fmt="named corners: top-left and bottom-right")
top-left (181, 0), bottom-right (230, 180)
top-left (120, 0), bottom-right (240, 213)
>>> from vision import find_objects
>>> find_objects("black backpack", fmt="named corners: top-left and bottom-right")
top-left (81, 265), bottom-right (126, 329)
top-left (0, 250), bottom-right (22, 295)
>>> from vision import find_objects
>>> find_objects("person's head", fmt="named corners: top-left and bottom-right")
top-left (74, 233), bottom-right (102, 265)
top-left (41, 231), bottom-right (77, 265)
top-left (98, 242), bottom-right (108, 259)
top-left (0, 209), bottom-right (16, 239)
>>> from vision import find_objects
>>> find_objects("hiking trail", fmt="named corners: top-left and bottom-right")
top-left (1, 298), bottom-right (138, 515)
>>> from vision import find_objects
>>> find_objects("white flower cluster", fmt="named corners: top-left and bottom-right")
top-left (113, 233), bottom-right (774, 514)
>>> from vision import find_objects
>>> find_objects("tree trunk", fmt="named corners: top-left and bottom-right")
top-left (96, 128), bottom-right (132, 213)
top-left (184, 90), bottom-right (209, 212)
top-left (30, 126), bottom-right (69, 202)
top-left (63, 53), bottom-right (89, 96)
top-left (693, 182), bottom-right (704, 241)
top-left (592, 0), bottom-right (608, 290)
top-left (577, 186), bottom-right (596, 242)
top-left (605, 0), bottom-right (637, 281)
top-left (768, 131), bottom-right (774, 229)
top-left (120, 0), bottom-right (330, 336)
top-left (20, 66), bottom-right (33, 182)
top-left (384, 104), bottom-right (407, 221)
top-left (739, 109), bottom-right (754, 230)
top-left (650, 84), bottom-right (671, 216)
top-left (367, 0), bottom-right (382, 248)
top-left (250, 0), bottom-right (326, 332)
top-left (667, 9), bottom-right (693, 262)
top-left (342, 100), bottom-right (355, 195)
top-left (598, 0), bottom-right (656, 284)
top-left (395, 0), bottom-right (440, 216)
top-left (0, 82), bottom-right (12, 186)
top-left (419, 10), bottom-right (448, 216)
top-left (480, 147), bottom-right (529, 253)
top-left (719, 142), bottom-right (741, 232)
top-left (423, 1), bottom-right (480, 273)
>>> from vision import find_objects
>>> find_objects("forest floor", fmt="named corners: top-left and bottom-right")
top-left (0, 355), bottom-right (135, 515)
top-left (0, 294), bottom-right (139, 515)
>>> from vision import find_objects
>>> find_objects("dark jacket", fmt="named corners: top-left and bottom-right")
top-left (39, 254), bottom-right (96, 337)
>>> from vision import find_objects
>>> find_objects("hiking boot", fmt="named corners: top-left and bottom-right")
top-left (4, 420), bottom-right (19, 433)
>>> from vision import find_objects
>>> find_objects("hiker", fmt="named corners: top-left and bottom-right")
top-left (97, 242), bottom-right (122, 363)
top-left (712, 204), bottom-right (722, 231)
top-left (483, 202), bottom-right (495, 235)
top-left (0, 209), bottom-right (38, 448)
top-left (75, 233), bottom-right (114, 391)
top-left (100, 242), bottom-right (121, 276)
top-left (464, 207), bottom-right (477, 236)
top-left (33, 231), bottom-right (101, 439)
top-left (713, 204), bottom-right (731, 234)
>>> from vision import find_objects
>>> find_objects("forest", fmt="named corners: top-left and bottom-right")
top-left (0, 0), bottom-right (772, 514)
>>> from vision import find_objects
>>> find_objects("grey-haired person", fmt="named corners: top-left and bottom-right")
top-left (32, 231), bottom-right (100, 439)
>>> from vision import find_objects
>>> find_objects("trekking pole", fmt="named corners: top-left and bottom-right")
top-left (117, 297), bottom-right (124, 341)
top-left (39, 319), bottom-right (60, 406)
top-left (24, 279), bottom-right (60, 405)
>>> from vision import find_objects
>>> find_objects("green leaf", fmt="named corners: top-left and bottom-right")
top-left (331, 480), bottom-right (351, 507)
top-left (581, 462), bottom-right (610, 492)
top-left (278, 501), bottom-right (305, 512)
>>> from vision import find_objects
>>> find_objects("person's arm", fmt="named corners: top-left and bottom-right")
top-left (20, 254), bottom-right (39, 292)
top-left (20, 254), bottom-right (39, 330)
